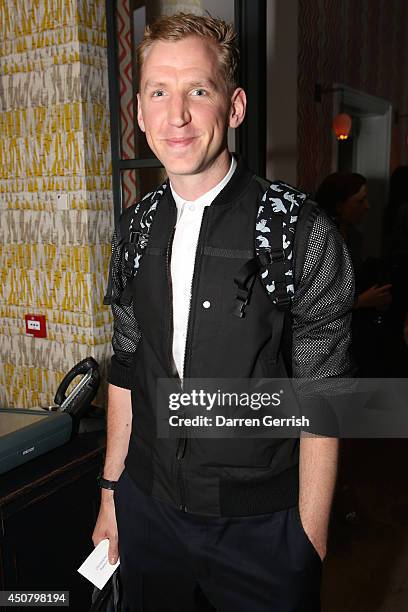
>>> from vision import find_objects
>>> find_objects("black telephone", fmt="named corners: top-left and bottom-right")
top-left (53, 356), bottom-right (100, 420)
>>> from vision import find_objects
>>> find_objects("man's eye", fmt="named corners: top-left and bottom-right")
top-left (152, 90), bottom-right (165, 97)
top-left (192, 89), bottom-right (207, 96)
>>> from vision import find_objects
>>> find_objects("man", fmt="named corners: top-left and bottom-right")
top-left (93, 12), bottom-right (354, 612)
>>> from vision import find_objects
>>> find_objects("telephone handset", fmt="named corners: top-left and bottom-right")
top-left (54, 356), bottom-right (100, 419)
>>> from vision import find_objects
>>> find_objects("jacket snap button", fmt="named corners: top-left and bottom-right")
top-left (202, 300), bottom-right (211, 309)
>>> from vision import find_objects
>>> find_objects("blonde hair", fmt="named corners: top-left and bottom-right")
top-left (137, 12), bottom-right (240, 94)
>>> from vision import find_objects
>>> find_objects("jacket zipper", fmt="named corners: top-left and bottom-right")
top-left (166, 217), bottom-right (177, 376)
top-left (165, 207), bottom-right (187, 509)
top-left (176, 207), bottom-right (210, 512)
top-left (182, 207), bottom-right (210, 380)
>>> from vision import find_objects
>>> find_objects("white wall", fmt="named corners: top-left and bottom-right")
top-left (200, 0), bottom-right (234, 23)
top-left (354, 114), bottom-right (392, 258)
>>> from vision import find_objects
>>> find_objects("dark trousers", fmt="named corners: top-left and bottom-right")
top-left (114, 470), bottom-right (322, 612)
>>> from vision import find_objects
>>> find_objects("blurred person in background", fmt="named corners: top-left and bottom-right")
top-left (314, 172), bottom-right (395, 377)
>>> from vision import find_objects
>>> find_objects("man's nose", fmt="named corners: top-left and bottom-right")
top-left (168, 93), bottom-right (191, 127)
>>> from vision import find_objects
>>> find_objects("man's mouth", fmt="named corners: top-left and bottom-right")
top-left (164, 137), bottom-right (196, 148)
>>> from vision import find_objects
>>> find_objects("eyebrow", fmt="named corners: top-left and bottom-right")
top-left (144, 80), bottom-right (167, 91)
top-left (144, 78), bottom-right (220, 92)
top-left (187, 79), bottom-right (219, 90)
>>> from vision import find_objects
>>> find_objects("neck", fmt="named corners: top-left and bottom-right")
top-left (168, 149), bottom-right (232, 201)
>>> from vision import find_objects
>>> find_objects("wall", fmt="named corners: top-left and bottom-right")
top-left (266, 0), bottom-right (298, 184)
top-left (0, 0), bottom-right (113, 408)
top-left (298, 0), bottom-right (408, 193)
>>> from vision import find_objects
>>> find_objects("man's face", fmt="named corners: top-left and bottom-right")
top-left (338, 184), bottom-right (369, 225)
top-left (137, 35), bottom-right (244, 179)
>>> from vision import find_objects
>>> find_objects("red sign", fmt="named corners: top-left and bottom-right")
top-left (25, 314), bottom-right (47, 338)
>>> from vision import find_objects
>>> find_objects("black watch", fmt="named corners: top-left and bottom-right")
top-left (97, 475), bottom-right (117, 490)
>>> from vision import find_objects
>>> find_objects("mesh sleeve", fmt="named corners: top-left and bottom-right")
top-left (107, 228), bottom-right (141, 389)
top-left (291, 211), bottom-right (355, 378)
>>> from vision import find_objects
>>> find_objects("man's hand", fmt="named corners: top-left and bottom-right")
top-left (92, 490), bottom-right (119, 565)
top-left (356, 284), bottom-right (392, 310)
top-left (91, 384), bottom-right (132, 564)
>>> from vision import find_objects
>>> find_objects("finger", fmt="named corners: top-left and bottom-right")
top-left (380, 284), bottom-right (392, 290)
top-left (375, 288), bottom-right (390, 295)
top-left (108, 540), bottom-right (119, 565)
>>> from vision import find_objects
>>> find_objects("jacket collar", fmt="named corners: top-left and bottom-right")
top-left (165, 155), bottom-right (254, 209)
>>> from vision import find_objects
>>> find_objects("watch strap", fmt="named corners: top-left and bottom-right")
top-left (97, 475), bottom-right (117, 490)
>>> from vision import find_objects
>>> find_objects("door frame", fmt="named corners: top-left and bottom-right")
top-left (332, 84), bottom-right (393, 258)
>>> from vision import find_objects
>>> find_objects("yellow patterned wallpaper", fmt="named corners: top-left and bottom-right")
top-left (0, 0), bottom-right (113, 408)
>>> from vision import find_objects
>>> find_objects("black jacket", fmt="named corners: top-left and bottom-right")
top-left (107, 157), bottom-right (354, 516)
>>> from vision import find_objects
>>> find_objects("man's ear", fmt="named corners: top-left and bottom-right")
top-left (228, 88), bottom-right (247, 129)
top-left (137, 93), bottom-right (145, 133)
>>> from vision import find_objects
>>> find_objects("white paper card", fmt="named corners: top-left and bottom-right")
top-left (77, 539), bottom-right (120, 590)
